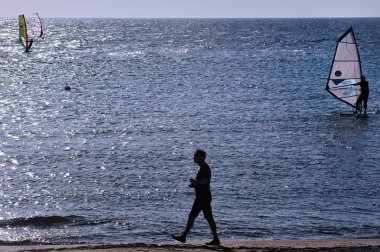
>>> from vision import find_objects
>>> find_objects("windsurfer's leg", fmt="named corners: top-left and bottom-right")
top-left (356, 96), bottom-right (363, 113)
top-left (356, 101), bottom-right (362, 113)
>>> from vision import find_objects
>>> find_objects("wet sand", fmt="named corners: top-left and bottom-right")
top-left (2, 239), bottom-right (380, 252)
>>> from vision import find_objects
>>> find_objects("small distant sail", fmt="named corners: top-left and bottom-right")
top-left (18, 15), bottom-right (28, 49)
top-left (32, 12), bottom-right (43, 37)
top-left (325, 27), bottom-right (362, 108)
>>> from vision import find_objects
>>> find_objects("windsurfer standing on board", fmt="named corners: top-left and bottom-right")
top-left (355, 76), bottom-right (369, 113)
top-left (25, 38), bottom-right (33, 52)
top-left (172, 149), bottom-right (220, 246)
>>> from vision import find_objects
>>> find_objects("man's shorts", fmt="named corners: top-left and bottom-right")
top-left (189, 198), bottom-right (213, 219)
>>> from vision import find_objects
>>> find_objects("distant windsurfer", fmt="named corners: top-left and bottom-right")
top-left (25, 38), bottom-right (33, 52)
top-left (355, 76), bottom-right (369, 113)
top-left (172, 149), bottom-right (220, 246)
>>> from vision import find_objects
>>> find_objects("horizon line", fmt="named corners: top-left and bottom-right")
top-left (1, 16), bottom-right (379, 19)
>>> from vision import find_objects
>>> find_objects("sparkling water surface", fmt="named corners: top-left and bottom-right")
top-left (0, 18), bottom-right (379, 244)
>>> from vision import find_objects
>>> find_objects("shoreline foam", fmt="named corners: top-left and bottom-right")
top-left (1, 239), bottom-right (380, 251)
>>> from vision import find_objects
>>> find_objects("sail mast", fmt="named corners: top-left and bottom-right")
top-left (325, 27), bottom-right (362, 108)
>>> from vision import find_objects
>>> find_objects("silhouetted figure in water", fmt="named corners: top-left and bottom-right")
top-left (64, 85), bottom-right (71, 91)
top-left (355, 76), bottom-right (369, 113)
top-left (172, 149), bottom-right (220, 246)
top-left (25, 38), bottom-right (33, 52)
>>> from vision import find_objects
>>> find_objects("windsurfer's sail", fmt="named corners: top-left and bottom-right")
top-left (325, 27), bottom-right (362, 108)
top-left (18, 15), bottom-right (28, 49)
top-left (32, 13), bottom-right (43, 37)
top-left (18, 15), bottom-right (33, 52)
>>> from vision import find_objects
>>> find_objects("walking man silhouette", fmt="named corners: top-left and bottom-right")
top-left (172, 149), bottom-right (220, 245)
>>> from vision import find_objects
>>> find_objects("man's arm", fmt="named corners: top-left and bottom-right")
top-left (190, 177), bottom-right (208, 185)
top-left (190, 167), bottom-right (211, 185)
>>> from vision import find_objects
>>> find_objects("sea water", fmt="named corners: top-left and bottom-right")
top-left (0, 18), bottom-right (379, 244)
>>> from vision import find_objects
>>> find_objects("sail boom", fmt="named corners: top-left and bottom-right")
top-left (329, 78), bottom-right (360, 82)
top-left (329, 84), bottom-right (358, 90)
top-left (334, 60), bottom-right (360, 62)
top-left (339, 41), bottom-right (356, 45)
top-left (340, 95), bottom-right (358, 99)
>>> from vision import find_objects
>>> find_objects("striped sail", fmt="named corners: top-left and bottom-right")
top-left (18, 15), bottom-right (28, 49)
top-left (325, 27), bottom-right (362, 108)
top-left (33, 13), bottom-right (43, 37)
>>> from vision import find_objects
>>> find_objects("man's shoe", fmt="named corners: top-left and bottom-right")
top-left (206, 238), bottom-right (220, 245)
top-left (172, 234), bottom-right (186, 243)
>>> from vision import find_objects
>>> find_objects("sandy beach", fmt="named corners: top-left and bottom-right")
top-left (2, 239), bottom-right (380, 252)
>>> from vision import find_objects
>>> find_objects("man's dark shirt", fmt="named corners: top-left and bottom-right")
top-left (194, 163), bottom-right (212, 202)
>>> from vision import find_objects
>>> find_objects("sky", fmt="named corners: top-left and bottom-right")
top-left (1, 0), bottom-right (379, 18)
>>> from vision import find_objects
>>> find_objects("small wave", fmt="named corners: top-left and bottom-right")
top-left (0, 215), bottom-right (83, 228)
top-left (311, 37), bottom-right (330, 43)
top-left (0, 239), bottom-right (43, 246)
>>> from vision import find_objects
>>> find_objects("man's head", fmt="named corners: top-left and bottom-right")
top-left (194, 149), bottom-right (206, 163)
